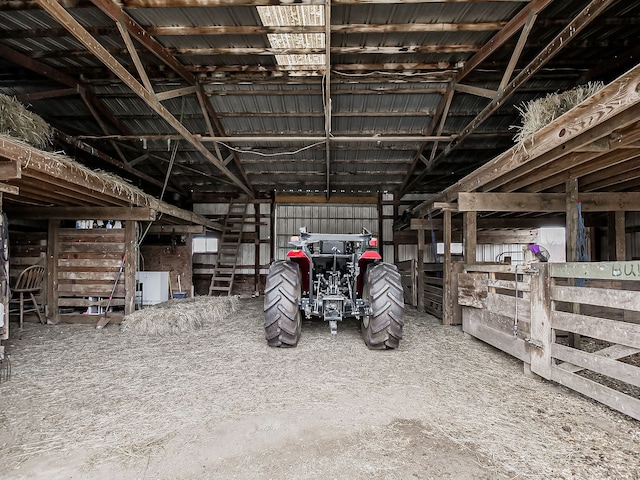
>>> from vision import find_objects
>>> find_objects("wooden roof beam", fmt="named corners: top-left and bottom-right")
top-left (399, 0), bottom-right (553, 194)
top-left (36, 0), bottom-right (252, 197)
top-left (1, 0), bottom-right (533, 9)
top-left (0, 22), bottom-right (508, 39)
top-left (404, 0), bottom-right (615, 194)
top-left (89, 0), bottom-right (253, 194)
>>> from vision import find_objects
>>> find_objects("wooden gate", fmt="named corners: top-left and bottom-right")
top-left (459, 262), bottom-right (640, 421)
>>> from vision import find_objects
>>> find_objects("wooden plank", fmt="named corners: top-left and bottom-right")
top-left (148, 224), bottom-right (205, 234)
top-left (486, 292), bottom-right (531, 322)
top-left (58, 298), bottom-right (125, 307)
top-left (462, 309), bottom-right (530, 362)
top-left (468, 307), bottom-right (531, 337)
top-left (465, 264), bottom-right (532, 274)
top-left (417, 227), bottom-right (425, 313)
top-left (551, 285), bottom-right (640, 312)
top-left (615, 211), bottom-right (626, 261)
top-left (578, 192), bottom-right (640, 212)
top-left (477, 229), bottom-right (537, 244)
top-left (458, 273), bottom-right (487, 308)
top-left (458, 192), bottom-right (565, 212)
top-left (17, 206), bottom-right (155, 220)
top-left (0, 183), bottom-right (19, 195)
top-left (47, 220), bottom-right (59, 323)
top-left (487, 279), bottom-right (531, 292)
top-left (443, 209), bottom-right (453, 325)
top-left (0, 159), bottom-right (21, 180)
top-left (552, 343), bottom-right (640, 388)
top-left (551, 261), bottom-right (640, 281)
top-left (552, 310), bottom-right (640, 348)
top-left (275, 193), bottom-right (378, 204)
top-left (556, 344), bottom-right (640, 374)
top-left (550, 366), bottom-right (640, 421)
top-left (424, 276), bottom-right (443, 287)
top-left (464, 211), bottom-right (477, 263)
top-left (57, 258), bottom-right (124, 268)
top-left (36, 0), bottom-right (252, 197)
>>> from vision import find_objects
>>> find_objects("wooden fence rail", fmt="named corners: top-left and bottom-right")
top-left (460, 262), bottom-right (640, 421)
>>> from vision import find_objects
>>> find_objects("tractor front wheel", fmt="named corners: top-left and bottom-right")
top-left (264, 260), bottom-right (302, 347)
top-left (361, 262), bottom-right (404, 349)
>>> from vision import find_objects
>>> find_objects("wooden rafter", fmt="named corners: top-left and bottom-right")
top-left (399, 0), bottom-right (554, 194)
top-left (2, 0), bottom-right (533, 10)
top-left (0, 22), bottom-right (508, 39)
top-left (412, 61), bottom-right (640, 216)
top-left (88, 0), bottom-right (253, 193)
top-left (410, 0), bottom-right (617, 192)
top-left (36, 0), bottom-right (252, 196)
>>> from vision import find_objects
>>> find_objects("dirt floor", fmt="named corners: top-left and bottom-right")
top-left (1, 297), bottom-right (639, 479)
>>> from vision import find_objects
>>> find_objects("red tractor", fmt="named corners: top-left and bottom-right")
top-left (264, 228), bottom-right (404, 349)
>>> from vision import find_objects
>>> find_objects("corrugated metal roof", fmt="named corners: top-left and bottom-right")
top-left (0, 0), bottom-right (637, 198)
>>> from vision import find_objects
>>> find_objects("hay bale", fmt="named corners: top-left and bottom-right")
top-left (512, 82), bottom-right (604, 146)
top-left (0, 94), bottom-right (53, 148)
top-left (121, 295), bottom-right (240, 336)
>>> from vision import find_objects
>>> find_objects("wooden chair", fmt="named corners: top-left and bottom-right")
top-left (10, 265), bottom-right (46, 329)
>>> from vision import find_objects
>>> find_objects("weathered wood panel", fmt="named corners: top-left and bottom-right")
top-left (462, 309), bottom-right (529, 362)
top-left (55, 227), bottom-right (127, 323)
top-left (458, 272), bottom-right (487, 308)
top-left (552, 311), bottom-right (640, 348)
top-left (551, 285), bottom-right (640, 312)
top-left (550, 366), bottom-right (640, 421)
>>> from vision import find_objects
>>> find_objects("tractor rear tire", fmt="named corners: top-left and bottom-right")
top-left (361, 262), bottom-right (404, 349)
top-left (264, 260), bottom-right (302, 347)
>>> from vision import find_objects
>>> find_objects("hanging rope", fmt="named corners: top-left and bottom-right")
top-left (138, 97), bottom-right (185, 247)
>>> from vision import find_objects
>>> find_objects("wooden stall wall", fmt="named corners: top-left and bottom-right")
top-left (460, 262), bottom-right (640, 420)
top-left (50, 222), bottom-right (133, 324)
top-left (459, 264), bottom-right (532, 365)
top-left (8, 229), bottom-right (47, 322)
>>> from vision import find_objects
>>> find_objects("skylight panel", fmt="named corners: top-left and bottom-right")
top-left (257, 5), bottom-right (326, 75)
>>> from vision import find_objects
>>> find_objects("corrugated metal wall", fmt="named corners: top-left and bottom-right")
top-left (275, 204), bottom-right (378, 261)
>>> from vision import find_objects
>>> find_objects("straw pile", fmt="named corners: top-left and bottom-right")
top-left (0, 94), bottom-right (53, 148)
top-left (1, 133), bottom-right (152, 206)
top-left (121, 295), bottom-right (240, 335)
top-left (2, 297), bottom-right (639, 479)
top-left (512, 82), bottom-right (604, 146)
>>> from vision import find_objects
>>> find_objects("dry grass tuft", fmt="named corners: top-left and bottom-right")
top-left (512, 82), bottom-right (604, 146)
top-left (0, 94), bottom-right (53, 148)
top-left (121, 295), bottom-right (240, 336)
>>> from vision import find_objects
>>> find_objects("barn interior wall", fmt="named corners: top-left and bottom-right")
top-left (139, 243), bottom-right (193, 298)
top-left (274, 204), bottom-right (379, 261)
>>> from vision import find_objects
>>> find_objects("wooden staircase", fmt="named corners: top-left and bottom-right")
top-left (208, 196), bottom-right (248, 296)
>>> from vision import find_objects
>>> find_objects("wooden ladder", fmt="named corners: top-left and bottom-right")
top-left (208, 196), bottom-right (248, 296)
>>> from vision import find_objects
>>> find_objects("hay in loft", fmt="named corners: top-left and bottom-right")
top-left (121, 295), bottom-right (240, 336)
top-left (512, 82), bottom-right (604, 147)
top-left (1, 134), bottom-right (152, 206)
top-left (0, 94), bottom-right (53, 149)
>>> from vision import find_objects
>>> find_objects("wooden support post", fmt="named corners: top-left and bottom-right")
top-left (417, 227), bottom-right (425, 313)
top-left (46, 219), bottom-right (60, 324)
top-left (443, 208), bottom-right (453, 325)
top-left (464, 211), bottom-right (477, 264)
top-left (565, 179), bottom-right (580, 348)
top-left (393, 192), bottom-right (400, 262)
top-left (254, 201), bottom-right (260, 295)
top-left (615, 210), bottom-right (626, 261)
top-left (124, 220), bottom-right (136, 316)
top-left (529, 262), bottom-right (552, 379)
top-left (0, 196), bottom-right (7, 342)
top-left (565, 179), bottom-right (579, 263)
